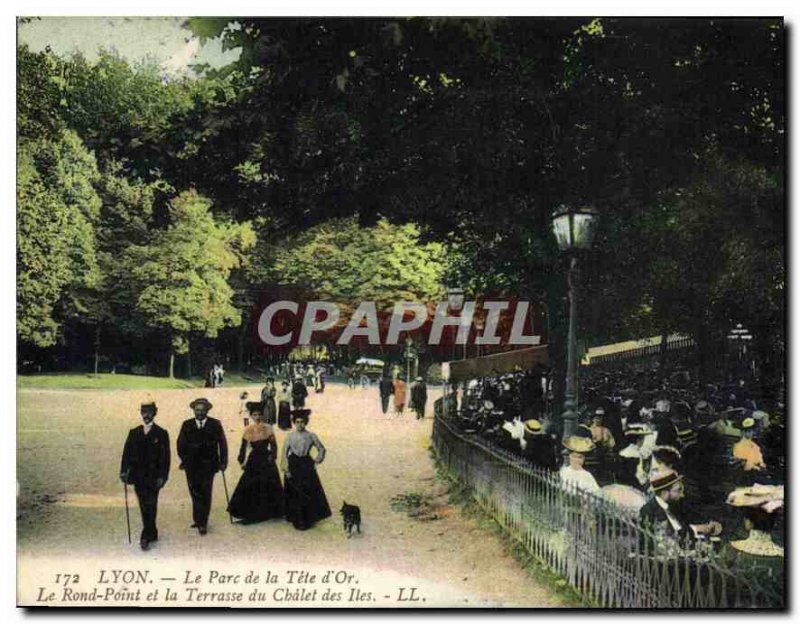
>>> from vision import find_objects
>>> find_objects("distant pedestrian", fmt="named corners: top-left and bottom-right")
top-left (277, 381), bottom-right (292, 430)
top-left (410, 376), bottom-right (428, 420)
top-left (292, 376), bottom-right (309, 409)
top-left (393, 377), bottom-right (407, 415)
top-left (261, 377), bottom-right (277, 425)
top-left (212, 364), bottom-right (225, 387)
top-left (313, 368), bottom-right (321, 393)
top-left (379, 375), bottom-right (394, 414)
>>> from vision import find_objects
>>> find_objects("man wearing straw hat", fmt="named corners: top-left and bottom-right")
top-left (521, 419), bottom-right (559, 471)
top-left (177, 398), bottom-right (228, 535)
top-left (639, 470), bottom-right (722, 549)
top-left (120, 396), bottom-right (170, 550)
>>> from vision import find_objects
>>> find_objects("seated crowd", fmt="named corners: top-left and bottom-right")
top-left (444, 363), bottom-right (784, 570)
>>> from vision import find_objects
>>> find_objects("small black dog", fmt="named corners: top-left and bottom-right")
top-left (340, 501), bottom-right (361, 537)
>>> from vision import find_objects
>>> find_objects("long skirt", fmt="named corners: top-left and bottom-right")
top-left (228, 445), bottom-right (284, 523)
top-left (284, 455), bottom-right (331, 530)
top-left (278, 401), bottom-right (292, 430)
top-left (263, 397), bottom-right (277, 425)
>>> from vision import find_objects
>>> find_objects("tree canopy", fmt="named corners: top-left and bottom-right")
top-left (125, 190), bottom-right (255, 376)
top-left (265, 216), bottom-right (446, 310)
top-left (16, 18), bottom-right (784, 387)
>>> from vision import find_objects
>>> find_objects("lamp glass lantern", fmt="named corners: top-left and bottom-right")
top-left (447, 286), bottom-right (466, 312)
top-left (551, 205), bottom-right (598, 251)
top-left (551, 204), bottom-right (598, 445)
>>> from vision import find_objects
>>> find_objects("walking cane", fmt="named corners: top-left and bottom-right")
top-left (221, 470), bottom-right (233, 524)
top-left (123, 482), bottom-right (132, 544)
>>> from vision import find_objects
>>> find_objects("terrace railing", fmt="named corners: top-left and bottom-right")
top-left (431, 414), bottom-right (783, 608)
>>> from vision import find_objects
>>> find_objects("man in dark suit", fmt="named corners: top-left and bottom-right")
top-left (521, 419), bottom-right (560, 471)
top-left (639, 471), bottom-right (721, 553)
top-left (177, 398), bottom-right (228, 535)
top-left (410, 376), bottom-right (428, 420)
top-left (291, 376), bottom-right (308, 408)
top-left (378, 375), bottom-right (394, 414)
top-left (120, 398), bottom-right (170, 550)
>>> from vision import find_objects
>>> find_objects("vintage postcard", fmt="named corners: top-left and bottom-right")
top-left (16, 16), bottom-right (785, 608)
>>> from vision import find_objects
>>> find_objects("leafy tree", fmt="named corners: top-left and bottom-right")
top-left (635, 151), bottom-right (783, 383)
top-left (267, 216), bottom-right (445, 308)
top-left (56, 50), bottom-right (194, 176)
top-left (125, 190), bottom-right (255, 377)
top-left (75, 162), bottom-right (162, 372)
top-left (17, 149), bottom-right (75, 347)
top-left (17, 44), bottom-right (65, 141)
top-left (248, 216), bottom-right (446, 362)
top-left (15, 18), bottom-right (784, 391)
top-left (17, 130), bottom-right (101, 348)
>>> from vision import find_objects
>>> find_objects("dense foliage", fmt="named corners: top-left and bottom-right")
top-left (16, 18), bottom-right (784, 387)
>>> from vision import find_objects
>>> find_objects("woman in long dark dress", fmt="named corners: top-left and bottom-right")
top-left (228, 402), bottom-right (284, 523)
top-left (281, 410), bottom-right (331, 531)
top-left (277, 381), bottom-right (292, 430)
top-left (261, 377), bottom-right (277, 425)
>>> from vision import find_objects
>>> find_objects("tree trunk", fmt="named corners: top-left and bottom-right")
top-left (237, 327), bottom-right (245, 373)
top-left (168, 350), bottom-right (175, 379)
top-left (186, 337), bottom-right (192, 380)
top-left (93, 324), bottom-right (102, 376)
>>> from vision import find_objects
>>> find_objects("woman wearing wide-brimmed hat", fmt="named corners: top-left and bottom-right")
top-left (732, 417), bottom-right (766, 472)
top-left (228, 401), bottom-right (285, 524)
top-left (281, 409), bottom-right (332, 531)
top-left (559, 435), bottom-right (600, 494)
top-left (726, 484), bottom-right (784, 553)
top-left (723, 484), bottom-right (784, 607)
top-left (618, 423), bottom-right (656, 490)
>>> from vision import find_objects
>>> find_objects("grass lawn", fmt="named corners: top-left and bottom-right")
top-left (17, 372), bottom-right (268, 391)
top-left (17, 373), bottom-right (199, 390)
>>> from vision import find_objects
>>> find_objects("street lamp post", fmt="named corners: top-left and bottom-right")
top-left (446, 286), bottom-right (465, 361)
top-left (551, 205), bottom-right (598, 442)
top-left (405, 337), bottom-right (413, 383)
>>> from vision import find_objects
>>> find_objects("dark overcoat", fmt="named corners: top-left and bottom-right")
top-left (120, 423), bottom-right (170, 486)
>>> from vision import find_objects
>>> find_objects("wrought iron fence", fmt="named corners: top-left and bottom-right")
top-left (432, 415), bottom-right (783, 608)
top-left (584, 336), bottom-right (697, 367)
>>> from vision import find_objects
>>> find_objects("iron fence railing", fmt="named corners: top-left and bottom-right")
top-left (585, 336), bottom-right (697, 367)
top-left (432, 415), bottom-right (783, 609)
